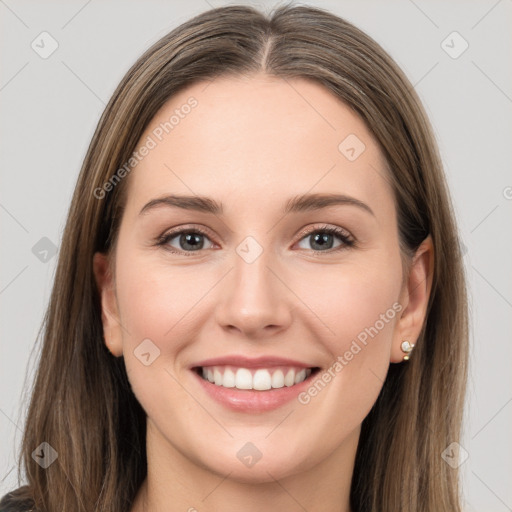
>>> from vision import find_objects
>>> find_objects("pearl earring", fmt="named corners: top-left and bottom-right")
top-left (401, 340), bottom-right (415, 361)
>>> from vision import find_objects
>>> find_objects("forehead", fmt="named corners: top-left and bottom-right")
top-left (123, 74), bottom-right (394, 219)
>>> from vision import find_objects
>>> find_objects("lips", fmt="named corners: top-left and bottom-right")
top-left (192, 355), bottom-right (315, 369)
top-left (191, 357), bottom-right (321, 412)
top-left (190, 355), bottom-right (320, 397)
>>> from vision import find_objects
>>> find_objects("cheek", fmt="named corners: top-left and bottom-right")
top-left (291, 272), bottom-right (401, 446)
top-left (114, 257), bottom-right (198, 418)
top-left (293, 258), bottom-right (402, 353)
top-left (115, 256), bottom-right (193, 340)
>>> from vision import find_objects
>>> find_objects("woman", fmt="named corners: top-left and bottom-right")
top-left (0, 3), bottom-right (468, 511)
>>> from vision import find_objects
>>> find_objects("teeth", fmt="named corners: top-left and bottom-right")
top-left (284, 369), bottom-right (295, 387)
top-left (235, 368), bottom-right (252, 389)
top-left (199, 365), bottom-right (313, 390)
top-left (214, 368), bottom-right (223, 386)
top-left (294, 369), bottom-right (306, 384)
top-left (253, 369), bottom-right (272, 390)
top-left (271, 370), bottom-right (285, 389)
top-left (223, 368), bottom-right (236, 388)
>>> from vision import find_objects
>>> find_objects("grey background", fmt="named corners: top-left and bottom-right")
top-left (1, 0), bottom-right (511, 510)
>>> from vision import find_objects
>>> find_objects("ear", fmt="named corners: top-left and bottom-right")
top-left (93, 252), bottom-right (123, 357)
top-left (390, 235), bottom-right (434, 363)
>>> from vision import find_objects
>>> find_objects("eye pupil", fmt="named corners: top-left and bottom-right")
top-left (311, 232), bottom-right (334, 250)
top-left (181, 232), bottom-right (204, 251)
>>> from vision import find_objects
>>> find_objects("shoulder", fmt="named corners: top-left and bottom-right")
top-left (0, 486), bottom-right (36, 512)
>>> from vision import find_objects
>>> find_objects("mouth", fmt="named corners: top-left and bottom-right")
top-left (193, 365), bottom-right (321, 390)
top-left (189, 355), bottom-right (322, 412)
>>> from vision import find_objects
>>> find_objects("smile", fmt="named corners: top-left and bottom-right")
top-left (190, 355), bottom-right (321, 412)
top-left (196, 365), bottom-right (317, 390)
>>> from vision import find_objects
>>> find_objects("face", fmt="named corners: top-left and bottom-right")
top-left (94, 73), bottom-right (432, 483)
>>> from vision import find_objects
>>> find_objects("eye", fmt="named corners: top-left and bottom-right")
top-left (156, 224), bottom-right (355, 256)
top-left (156, 226), bottom-right (215, 255)
top-left (295, 224), bottom-right (355, 252)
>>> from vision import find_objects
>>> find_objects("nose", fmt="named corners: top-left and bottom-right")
top-left (214, 246), bottom-right (293, 339)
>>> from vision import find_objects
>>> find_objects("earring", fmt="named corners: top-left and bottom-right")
top-left (401, 340), bottom-right (415, 361)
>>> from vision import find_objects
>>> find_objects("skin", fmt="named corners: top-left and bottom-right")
top-left (93, 73), bottom-right (433, 512)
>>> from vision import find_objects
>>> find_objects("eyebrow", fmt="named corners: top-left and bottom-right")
top-left (139, 193), bottom-right (375, 217)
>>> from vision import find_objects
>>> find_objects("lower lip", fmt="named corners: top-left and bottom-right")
top-left (192, 369), bottom-right (317, 413)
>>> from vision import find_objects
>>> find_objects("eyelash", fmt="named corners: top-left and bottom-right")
top-left (155, 224), bottom-right (356, 256)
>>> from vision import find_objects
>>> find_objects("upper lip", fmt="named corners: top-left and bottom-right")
top-left (191, 355), bottom-right (317, 369)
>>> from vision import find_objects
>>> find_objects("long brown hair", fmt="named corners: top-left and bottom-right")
top-left (2, 4), bottom-right (468, 511)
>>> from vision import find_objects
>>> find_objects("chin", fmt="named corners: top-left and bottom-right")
top-left (192, 438), bottom-right (314, 484)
